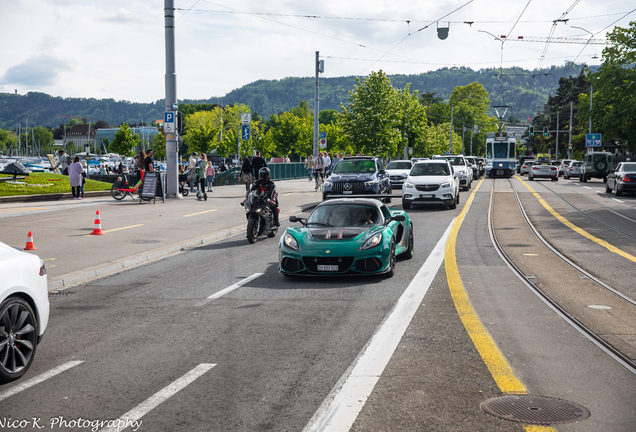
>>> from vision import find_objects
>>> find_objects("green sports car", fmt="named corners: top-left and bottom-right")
top-left (279, 198), bottom-right (414, 276)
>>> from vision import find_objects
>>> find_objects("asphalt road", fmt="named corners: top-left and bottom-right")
top-left (1, 176), bottom-right (635, 431)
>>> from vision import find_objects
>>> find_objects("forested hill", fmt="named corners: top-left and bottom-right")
top-left (0, 64), bottom-right (595, 129)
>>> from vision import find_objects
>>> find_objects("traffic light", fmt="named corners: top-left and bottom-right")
top-left (529, 125), bottom-right (534, 136)
top-left (543, 126), bottom-right (548, 137)
top-left (176, 111), bottom-right (183, 134)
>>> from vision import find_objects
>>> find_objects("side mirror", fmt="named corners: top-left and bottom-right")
top-left (379, 169), bottom-right (387, 174)
top-left (289, 216), bottom-right (298, 222)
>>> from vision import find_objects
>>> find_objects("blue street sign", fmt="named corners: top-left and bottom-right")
top-left (241, 125), bottom-right (251, 140)
top-left (320, 132), bottom-right (327, 139)
top-left (585, 133), bottom-right (602, 147)
top-left (164, 112), bottom-right (175, 133)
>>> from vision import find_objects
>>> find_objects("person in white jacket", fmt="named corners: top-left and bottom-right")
top-left (52, 149), bottom-right (72, 175)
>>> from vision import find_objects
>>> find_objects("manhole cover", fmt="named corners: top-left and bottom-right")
top-left (481, 395), bottom-right (589, 425)
top-left (131, 240), bottom-right (160, 244)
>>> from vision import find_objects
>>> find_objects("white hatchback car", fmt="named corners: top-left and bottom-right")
top-left (0, 240), bottom-right (50, 383)
top-left (402, 160), bottom-right (460, 210)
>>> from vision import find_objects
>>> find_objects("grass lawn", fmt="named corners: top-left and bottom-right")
top-left (0, 172), bottom-right (112, 197)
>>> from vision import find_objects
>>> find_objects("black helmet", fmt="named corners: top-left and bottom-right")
top-left (259, 167), bottom-right (270, 181)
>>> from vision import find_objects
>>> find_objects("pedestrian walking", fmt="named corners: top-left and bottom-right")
top-left (241, 157), bottom-right (254, 191)
top-left (206, 161), bottom-right (215, 192)
top-left (144, 149), bottom-right (154, 172)
top-left (188, 152), bottom-right (198, 192)
top-left (305, 156), bottom-right (314, 181)
top-left (197, 153), bottom-right (208, 199)
top-left (68, 156), bottom-right (85, 200)
top-left (314, 151), bottom-right (325, 191)
top-left (251, 151), bottom-right (267, 177)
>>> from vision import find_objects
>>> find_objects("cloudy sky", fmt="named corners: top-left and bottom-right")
top-left (1, 0), bottom-right (633, 104)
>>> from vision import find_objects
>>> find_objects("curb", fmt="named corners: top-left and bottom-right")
top-left (47, 208), bottom-right (303, 291)
top-left (0, 190), bottom-right (112, 203)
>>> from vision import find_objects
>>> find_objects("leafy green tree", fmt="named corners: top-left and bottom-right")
top-left (268, 111), bottom-right (312, 157)
top-left (398, 85), bottom-right (428, 159)
top-left (188, 122), bottom-right (223, 155)
top-left (109, 123), bottom-right (140, 156)
top-left (579, 21), bottom-right (636, 152)
top-left (151, 133), bottom-right (166, 159)
top-left (340, 70), bottom-right (402, 155)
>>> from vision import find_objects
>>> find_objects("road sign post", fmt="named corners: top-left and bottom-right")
top-left (585, 134), bottom-right (602, 148)
top-left (164, 112), bottom-right (175, 133)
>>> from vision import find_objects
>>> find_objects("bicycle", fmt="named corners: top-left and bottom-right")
top-left (111, 170), bottom-right (144, 200)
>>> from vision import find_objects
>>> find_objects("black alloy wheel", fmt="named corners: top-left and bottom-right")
top-left (385, 241), bottom-right (396, 278)
top-left (615, 184), bottom-right (623, 197)
top-left (403, 225), bottom-right (414, 260)
top-left (0, 297), bottom-right (38, 383)
top-left (246, 217), bottom-right (259, 244)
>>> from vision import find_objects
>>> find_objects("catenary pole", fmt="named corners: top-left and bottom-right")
top-left (313, 51), bottom-right (320, 158)
top-left (164, 0), bottom-right (180, 197)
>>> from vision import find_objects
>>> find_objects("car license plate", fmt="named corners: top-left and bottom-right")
top-left (317, 265), bottom-right (338, 271)
top-left (420, 194), bottom-right (433, 198)
top-left (343, 191), bottom-right (352, 194)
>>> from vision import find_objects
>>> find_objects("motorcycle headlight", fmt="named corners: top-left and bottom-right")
top-left (364, 180), bottom-right (378, 187)
top-left (283, 233), bottom-right (300, 251)
top-left (323, 181), bottom-right (332, 187)
top-left (360, 232), bottom-right (382, 250)
top-left (440, 181), bottom-right (451, 188)
top-left (403, 182), bottom-right (414, 188)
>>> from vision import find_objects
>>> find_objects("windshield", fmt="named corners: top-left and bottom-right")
top-left (623, 163), bottom-right (636, 172)
top-left (438, 157), bottom-right (465, 166)
top-left (386, 162), bottom-right (412, 170)
top-left (333, 160), bottom-right (376, 173)
top-left (571, 162), bottom-right (581, 167)
top-left (411, 163), bottom-right (450, 176)
top-left (308, 205), bottom-right (381, 227)
top-left (493, 143), bottom-right (508, 158)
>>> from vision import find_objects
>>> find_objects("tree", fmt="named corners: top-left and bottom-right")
top-left (339, 70), bottom-right (402, 155)
top-left (151, 133), bottom-right (166, 159)
top-left (398, 85), bottom-right (428, 159)
top-left (579, 21), bottom-right (636, 152)
top-left (109, 123), bottom-right (140, 156)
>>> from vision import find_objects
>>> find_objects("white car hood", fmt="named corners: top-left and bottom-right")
top-left (407, 175), bottom-right (453, 184)
top-left (386, 169), bottom-right (411, 176)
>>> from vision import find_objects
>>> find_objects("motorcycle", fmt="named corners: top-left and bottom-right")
top-left (242, 187), bottom-right (278, 244)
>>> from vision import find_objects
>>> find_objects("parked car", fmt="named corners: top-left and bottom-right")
top-left (322, 156), bottom-right (392, 202)
top-left (402, 159), bottom-right (459, 210)
top-left (579, 152), bottom-right (615, 182)
top-left (520, 160), bottom-right (535, 176)
top-left (385, 160), bottom-right (413, 188)
top-left (280, 198), bottom-right (413, 276)
top-left (433, 155), bottom-right (472, 190)
top-left (0, 240), bottom-right (50, 383)
top-left (528, 162), bottom-right (558, 181)
top-left (559, 159), bottom-right (574, 177)
top-left (605, 162), bottom-right (636, 196)
top-left (564, 161), bottom-right (582, 179)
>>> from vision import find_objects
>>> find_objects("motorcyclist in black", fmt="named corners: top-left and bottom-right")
top-left (245, 167), bottom-right (280, 226)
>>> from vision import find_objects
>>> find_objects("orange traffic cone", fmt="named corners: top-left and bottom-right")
top-left (90, 210), bottom-right (104, 235)
top-left (24, 231), bottom-right (38, 250)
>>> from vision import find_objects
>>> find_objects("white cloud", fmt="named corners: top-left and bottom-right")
top-left (0, 0), bottom-right (632, 102)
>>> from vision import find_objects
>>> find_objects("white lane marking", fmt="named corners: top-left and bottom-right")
top-left (194, 273), bottom-right (264, 307)
top-left (584, 186), bottom-right (592, 190)
top-left (612, 198), bottom-right (624, 203)
top-left (596, 191), bottom-right (604, 194)
top-left (0, 360), bottom-right (83, 402)
top-left (303, 221), bottom-right (454, 432)
top-left (99, 363), bottom-right (216, 432)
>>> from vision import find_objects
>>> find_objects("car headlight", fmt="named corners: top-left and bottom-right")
top-left (360, 232), bottom-right (383, 250)
top-left (440, 181), bottom-right (452, 188)
top-left (400, 173), bottom-right (408, 178)
top-left (364, 180), bottom-right (378, 187)
top-left (283, 233), bottom-right (300, 251)
top-left (323, 181), bottom-right (332, 187)
top-left (403, 182), bottom-right (414, 188)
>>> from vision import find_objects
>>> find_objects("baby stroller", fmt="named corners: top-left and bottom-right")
top-left (179, 169), bottom-right (195, 196)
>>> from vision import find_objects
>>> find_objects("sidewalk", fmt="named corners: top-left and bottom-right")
top-left (0, 179), bottom-right (322, 290)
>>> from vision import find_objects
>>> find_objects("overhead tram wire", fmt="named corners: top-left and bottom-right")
top-left (360, 0), bottom-right (475, 74)
top-left (537, 0), bottom-right (581, 69)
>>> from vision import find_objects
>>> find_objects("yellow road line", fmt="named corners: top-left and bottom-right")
top-left (84, 224), bottom-right (143, 236)
top-left (514, 176), bottom-right (636, 263)
top-left (183, 209), bottom-right (218, 217)
top-left (445, 177), bottom-right (528, 395)
top-left (283, 192), bottom-right (298, 196)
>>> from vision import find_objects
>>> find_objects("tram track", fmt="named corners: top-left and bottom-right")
top-left (533, 180), bottom-right (636, 240)
top-left (488, 179), bottom-right (636, 375)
